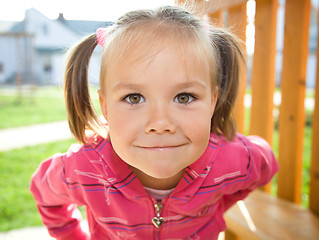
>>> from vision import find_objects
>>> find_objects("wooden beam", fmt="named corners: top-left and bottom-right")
top-left (228, 3), bottom-right (247, 134)
top-left (277, 0), bottom-right (311, 203)
top-left (175, 0), bottom-right (186, 5)
top-left (199, 0), bottom-right (247, 14)
top-left (249, 0), bottom-right (277, 146)
top-left (225, 190), bottom-right (319, 239)
top-left (224, 230), bottom-right (241, 240)
top-left (309, 8), bottom-right (319, 217)
top-left (249, 0), bottom-right (278, 193)
top-left (208, 11), bottom-right (224, 27)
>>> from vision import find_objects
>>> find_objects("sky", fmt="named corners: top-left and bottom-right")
top-left (0, 0), bottom-right (175, 21)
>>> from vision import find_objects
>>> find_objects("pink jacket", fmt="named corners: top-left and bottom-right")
top-left (30, 133), bottom-right (278, 240)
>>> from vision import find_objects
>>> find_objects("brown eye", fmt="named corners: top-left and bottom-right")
top-left (125, 94), bottom-right (144, 104)
top-left (175, 93), bottom-right (195, 104)
top-left (177, 94), bottom-right (189, 103)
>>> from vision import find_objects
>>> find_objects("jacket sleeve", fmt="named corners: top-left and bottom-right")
top-left (222, 135), bottom-right (279, 211)
top-left (30, 154), bottom-right (90, 240)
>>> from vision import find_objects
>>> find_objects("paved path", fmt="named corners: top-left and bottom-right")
top-left (0, 226), bottom-right (54, 240)
top-left (0, 221), bottom-right (89, 240)
top-left (0, 121), bottom-right (73, 151)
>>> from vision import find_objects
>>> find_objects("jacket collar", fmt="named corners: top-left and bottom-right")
top-left (92, 134), bottom-right (220, 200)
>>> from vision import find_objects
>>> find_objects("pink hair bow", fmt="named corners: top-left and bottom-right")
top-left (96, 28), bottom-right (108, 47)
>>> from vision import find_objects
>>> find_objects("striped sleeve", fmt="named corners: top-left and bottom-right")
top-left (30, 154), bottom-right (89, 240)
top-left (222, 135), bottom-right (279, 211)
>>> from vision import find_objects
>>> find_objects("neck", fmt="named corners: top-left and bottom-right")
top-left (130, 167), bottom-right (184, 190)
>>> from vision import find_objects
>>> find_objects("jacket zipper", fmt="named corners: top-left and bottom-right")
top-left (151, 199), bottom-right (164, 240)
top-left (152, 201), bottom-right (164, 228)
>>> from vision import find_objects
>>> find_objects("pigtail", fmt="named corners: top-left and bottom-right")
top-left (64, 34), bottom-right (103, 143)
top-left (210, 29), bottom-right (245, 140)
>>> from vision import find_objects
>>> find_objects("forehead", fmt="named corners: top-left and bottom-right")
top-left (113, 44), bottom-right (209, 90)
top-left (100, 22), bottom-right (214, 89)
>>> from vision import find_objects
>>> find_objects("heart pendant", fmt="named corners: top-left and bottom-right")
top-left (152, 217), bottom-right (164, 228)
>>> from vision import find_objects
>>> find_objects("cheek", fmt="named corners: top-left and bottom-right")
top-left (179, 108), bottom-right (212, 147)
top-left (107, 107), bottom-right (143, 140)
top-left (182, 104), bottom-right (212, 129)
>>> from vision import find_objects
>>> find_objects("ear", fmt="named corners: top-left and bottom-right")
top-left (98, 89), bottom-right (108, 121)
top-left (210, 87), bottom-right (218, 117)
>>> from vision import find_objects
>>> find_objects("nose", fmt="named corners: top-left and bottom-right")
top-left (144, 103), bottom-right (176, 134)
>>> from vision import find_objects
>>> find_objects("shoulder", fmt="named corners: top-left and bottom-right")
top-left (62, 135), bottom-right (111, 172)
top-left (213, 133), bottom-right (271, 155)
top-left (211, 133), bottom-right (273, 172)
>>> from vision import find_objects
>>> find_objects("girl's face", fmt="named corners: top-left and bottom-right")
top-left (99, 42), bottom-right (217, 189)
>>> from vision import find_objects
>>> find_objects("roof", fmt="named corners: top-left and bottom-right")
top-left (0, 8), bottom-right (113, 37)
top-left (62, 20), bottom-right (113, 35)
top-left (0, 21), bottom-right (20, 33)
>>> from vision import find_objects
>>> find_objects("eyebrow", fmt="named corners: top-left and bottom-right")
top-left (112, 82), bottom-right (144, 92)
top-left (112, 80), bottom-right (207, 92)
top-left (174, 81), bottom-right (207, 90)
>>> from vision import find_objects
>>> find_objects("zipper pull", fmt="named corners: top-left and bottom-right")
top-left (152, 202), bottom-right (164, 228)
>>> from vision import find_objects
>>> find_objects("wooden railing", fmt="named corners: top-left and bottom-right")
top-left (176, 0), bottom-right (319, 239)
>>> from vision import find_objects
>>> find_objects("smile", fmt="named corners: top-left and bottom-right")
top-left (136, 144), bottom-right (187, 151)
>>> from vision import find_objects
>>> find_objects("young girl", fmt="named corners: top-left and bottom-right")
top-left (30, 6), bottom-right (278, 240)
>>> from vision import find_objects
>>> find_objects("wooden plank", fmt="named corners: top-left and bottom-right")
top-left (249, 0), bottom-right (278, 192)
top-left (309, 9), bottom-right (319, 216)
top-left (175, 0), bottom-right (186, 5)
top-left (249, 0), bottom-right (277, 145)
top-left (225, 190), bottom-right (319, 240)
top-left (277, 0), bottom-right (311, 203)
top-left (192, 0), bottom-right (248, 14)
top-left (208, 11), bottom-right (224, 27)
top-left (228, 3), bottom-right (247, 134)
top-left (225, 230), bottom-right (241, 240)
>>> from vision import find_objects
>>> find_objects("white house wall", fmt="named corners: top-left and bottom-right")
top-left (24, 8), bottom-right (79, 50)
top-left (0, 35), bottom-right (34, 84)
top-left (0, 36), bottom-right (16, 83)
top-left (51, 53), bottom-right (66, 85)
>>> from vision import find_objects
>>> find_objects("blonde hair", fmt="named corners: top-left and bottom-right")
top-left (64, 6), bottom-right (245, 143)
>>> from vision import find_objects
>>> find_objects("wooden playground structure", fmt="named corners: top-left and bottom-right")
top-left (176, 0), bottom-right (319, 239)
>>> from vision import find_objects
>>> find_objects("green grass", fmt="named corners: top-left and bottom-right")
top-left (0, 86), bottom-right (100, 129)
top-left (0, 87), bottom-right (66, 129)
top-left (0, 139), bottom-right (77, 232)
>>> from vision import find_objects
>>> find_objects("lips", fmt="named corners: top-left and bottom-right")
top-left (135, 143), bottom-right (188, 151)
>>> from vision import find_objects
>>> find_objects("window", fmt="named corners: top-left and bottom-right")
top-left (42, 25), bottom-right (48, 35)
top-left (44, 64), bottom-right (51, 73)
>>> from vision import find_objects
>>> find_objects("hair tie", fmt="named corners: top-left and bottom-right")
top-left (96, 28), bottom-right (108, 47)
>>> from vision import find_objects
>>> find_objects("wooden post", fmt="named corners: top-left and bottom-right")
top-left (249, 0), bottom-right (278, 192)
top-left (277, 0), bottom-right (311, 203)
top-left (309, 8), bottom-right (319, 216)
top-left (228, 3), bottom-right (247, 134)
top-left (250, 0), bottom-right (277, 145)
top-left (225, 230), bottom-right (240, 240)
top-left (175, 0), bottom-right (186, 5)
top-left (208, 11), bottom-right (224, 27)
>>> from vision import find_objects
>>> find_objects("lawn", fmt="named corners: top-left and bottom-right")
top-left (0, 86), bottom-right (100, 129)
top-left (0, 139), bottom-right (77, 231)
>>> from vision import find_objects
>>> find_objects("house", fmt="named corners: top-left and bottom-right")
top-left (0, 8), bottom-right (113, 85)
